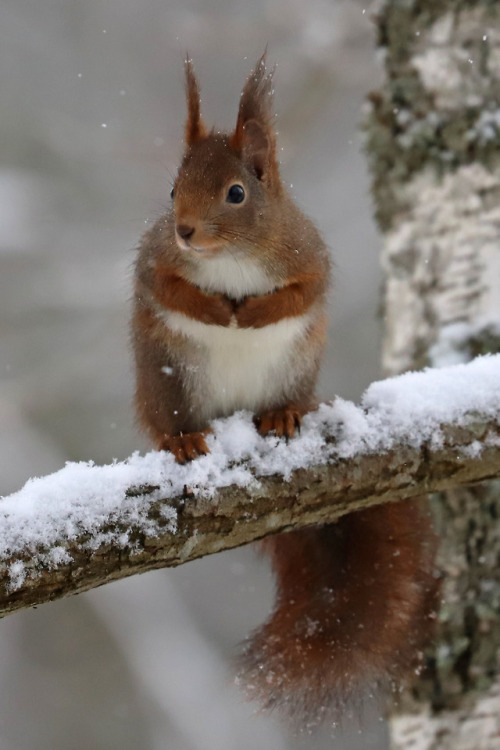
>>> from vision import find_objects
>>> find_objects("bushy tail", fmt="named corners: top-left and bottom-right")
top-left (237, 500), bottom-right (439, 726)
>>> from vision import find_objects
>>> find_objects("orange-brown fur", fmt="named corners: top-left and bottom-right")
top-left (255, 403), bottom-right (303, 439)
top-left (152, 265), bottom-right (235, 327)
top-left (131, 54), bottom-right (439, 726)
top-left (236, 273), bottom-right (325, 328)
top-left (240, 500), bottom-right (439, 725)
top-left (160, 429), bottom-right (212, 464)
top-left (152, 264), bottom-right (324, 330)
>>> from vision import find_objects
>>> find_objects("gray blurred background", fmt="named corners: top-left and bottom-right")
top-left (0, 0), bottom-right (384, 747)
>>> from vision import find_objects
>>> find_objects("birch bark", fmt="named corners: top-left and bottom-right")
top-left (365, 2), bottom-right (500, 747)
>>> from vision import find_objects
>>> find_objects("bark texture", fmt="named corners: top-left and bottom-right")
top-left (0, 414), bottom-right (498, 619)
top-left (365, 0), bottom-right (500, 745)
top-left (391, 677), bottom-right (500, 750)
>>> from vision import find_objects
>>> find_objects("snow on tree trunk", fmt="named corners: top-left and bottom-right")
top-left (365, 1), bottom-right (500, 748)
top-left (391, 677), bottom-right (500, 750)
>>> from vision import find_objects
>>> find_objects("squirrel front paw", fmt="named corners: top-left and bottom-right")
top-left (204, 294), bottom-right (235, 327)
top-left (255, 405), bottom-right (302, 440)
top-left (234, 296), bottom-right (268, 328)
top-left (159, 430), bottom-right (212, 463)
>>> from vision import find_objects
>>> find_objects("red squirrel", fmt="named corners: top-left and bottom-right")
top-left (131, 55), bottom-right (439, 725)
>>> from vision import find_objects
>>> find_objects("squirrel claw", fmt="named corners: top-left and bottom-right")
top-left (255, 406), bottom-right (302, 440)
top-left (159, 430), bottom-right (212, 464)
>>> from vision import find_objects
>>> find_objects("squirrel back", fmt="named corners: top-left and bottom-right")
top-left (132, 55), bottom-right (439, 726)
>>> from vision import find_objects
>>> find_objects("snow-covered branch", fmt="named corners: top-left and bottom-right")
top-left (1, 355), bottom-right (499, 617)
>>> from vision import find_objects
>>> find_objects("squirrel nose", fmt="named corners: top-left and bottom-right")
top-left (176, 224), bottom-right (195, 242)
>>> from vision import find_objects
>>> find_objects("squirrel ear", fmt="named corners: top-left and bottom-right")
top-left (240, 119), bottom-right (270, 181)
top-left (184, 57), bottom-right (207, 146)
top-left (230, 53), bottom-right (278, 182)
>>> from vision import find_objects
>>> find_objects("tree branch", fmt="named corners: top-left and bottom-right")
top-left (1, 355), bottom-right (499, 618)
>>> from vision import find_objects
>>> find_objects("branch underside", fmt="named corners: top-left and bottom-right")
top-left (1, 418), bottom-right (499, 618)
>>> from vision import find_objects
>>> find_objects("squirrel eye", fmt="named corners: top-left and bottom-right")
top-left (226, 184), bottom-right (245, 204)
top-left (170, 187), bottom-right (175, 200)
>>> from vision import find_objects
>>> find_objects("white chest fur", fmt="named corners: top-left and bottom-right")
top-left (186, 251), bottom-right (276, 299)
top-left (161, 310), bottom-right (311, 418)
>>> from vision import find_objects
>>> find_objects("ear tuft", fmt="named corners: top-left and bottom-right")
top-left (184, 57), bottom-right (208, 146)
top-left (230, 52), bottom-right (279, 183)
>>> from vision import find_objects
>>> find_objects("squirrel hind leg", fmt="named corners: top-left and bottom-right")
top-left (254, 404), bottom-right (303, 439)
top-left (159, 430), bottom-right (212, 463)
top-left (236, 501), bottom-right (440, 727)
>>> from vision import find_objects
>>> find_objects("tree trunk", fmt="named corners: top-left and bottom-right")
top-left (365, 1), bottom-right (500, 747)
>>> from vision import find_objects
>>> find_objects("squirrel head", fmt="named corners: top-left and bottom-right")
top-left (171, 54), bottom-right (283, 256)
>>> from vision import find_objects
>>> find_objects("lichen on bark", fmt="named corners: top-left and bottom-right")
top-left (365, 2), bottom-right (500, 230)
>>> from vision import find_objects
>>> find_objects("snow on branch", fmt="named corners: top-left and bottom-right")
top-left (1, 355), bottom-right (500, 617)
